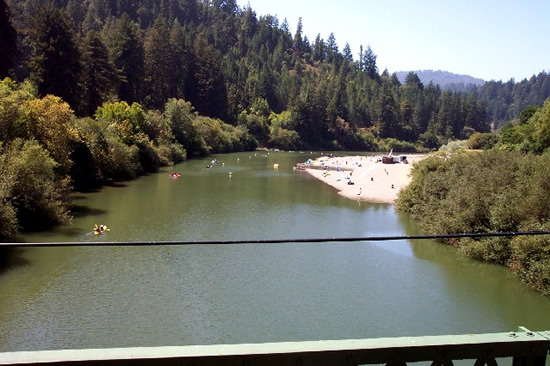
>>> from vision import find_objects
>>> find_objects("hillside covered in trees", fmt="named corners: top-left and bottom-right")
top-left (395, 70), bottom-right (485, 93)
top-left (471, 72), bottom-right (550, 128)
top-left (2, 0), bottom-right (493, 152)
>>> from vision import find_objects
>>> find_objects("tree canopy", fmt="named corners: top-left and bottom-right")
top-left (4, 0), bottom-right (500, 151)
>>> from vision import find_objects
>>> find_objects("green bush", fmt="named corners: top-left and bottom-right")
top-left (397, 150), bottom-right (550, 295)
top-left (2, 139), bottom-right (71, 232)
top-left (268, 127), bottom-right (299, 150)
top-left (459, 237), bottom-right (511, 265)
top-left (0, 153), bottom-right (18, 241)
top-left (467, 132), bottom-right (499, 150)
top-left (439, 140), bottom-right (467, 153)
top-left (379, 138), bottom-right (419, 153)
top-left (155, 142), bottom-right (186, 166)
top-left (102, 136), bottom-right (140, 180)
top-left (510, 224), bottom-right (550, 296)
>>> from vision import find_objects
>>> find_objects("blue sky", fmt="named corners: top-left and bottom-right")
top-left (236, 0), bottom-right (549, 82)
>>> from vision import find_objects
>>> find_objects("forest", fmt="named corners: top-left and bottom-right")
top-left (473, 73), bottom-right (550, 128)
top-left (1, 0), bottom-right (493, 153)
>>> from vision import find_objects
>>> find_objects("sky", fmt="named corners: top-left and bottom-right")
top-left (236, 0), bottom-right (549, 82)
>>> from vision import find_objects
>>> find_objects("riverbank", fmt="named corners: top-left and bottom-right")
top-left (301, 154), bottom-right (427, 204)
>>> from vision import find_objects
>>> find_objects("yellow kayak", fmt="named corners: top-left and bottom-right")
top-left (93, 224), bottom-right (110, 235)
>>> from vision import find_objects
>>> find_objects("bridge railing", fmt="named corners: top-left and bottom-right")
top-left (1, 328), bottom-right (548, 366)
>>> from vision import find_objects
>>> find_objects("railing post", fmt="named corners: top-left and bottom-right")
top-left (512, 327), bottom-right (550, 366)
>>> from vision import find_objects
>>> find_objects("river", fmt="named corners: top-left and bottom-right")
top-left (1, 151), bottom-right (549, 352)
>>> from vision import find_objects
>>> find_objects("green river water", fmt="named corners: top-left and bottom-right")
top-left (1, 151), bottom-right (549, 352)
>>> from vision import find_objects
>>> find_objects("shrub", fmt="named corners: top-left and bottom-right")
top-left (459, 237), bottom-right (511, 265)
top-left (155, 142), bottom-right (186, 166)
top-left (397, 150), bottom-right (550, 295)
top-left (0, 152), bottom-right (18, 241)
top-left (2, 139), bottom-right (71, 232)
top-left (439, 140), bottom-right (468, 153)
top-left (379, 138), bottom-right (418, 153)
top-left (102, 136), bottom-right (140, 180)
top-left (510, 223), bottom-right (550, 296)
top-left (268, 127), bottom-right (299, 150)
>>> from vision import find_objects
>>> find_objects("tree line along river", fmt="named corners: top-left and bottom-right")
top-left (1, 151), bottom-right (549, 352)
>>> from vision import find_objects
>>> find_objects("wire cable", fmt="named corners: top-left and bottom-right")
top-left (2, 230), bottom-right (550, 248)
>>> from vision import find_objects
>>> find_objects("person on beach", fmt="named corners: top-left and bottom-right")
top-left (357, 188), bottom-right (362, 195)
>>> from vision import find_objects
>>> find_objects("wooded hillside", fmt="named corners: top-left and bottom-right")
top-left (2, 0), bottom-right (492, 151)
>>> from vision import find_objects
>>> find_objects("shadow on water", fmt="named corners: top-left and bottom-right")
top-left (71, 204), bottom-right (107, 218)
top-left (396, 210), bottom-right (550, 331)
top-left (0, 247), bottom-right (30, 275)
top-left (105, 181), bottom-right (128, 189)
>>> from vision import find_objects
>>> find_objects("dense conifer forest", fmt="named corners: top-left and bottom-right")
top-left (2, 0), bottom-right (494, 153)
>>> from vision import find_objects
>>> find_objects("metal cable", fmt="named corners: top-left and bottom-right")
top-left (1, 230), bottom-right (550, 248)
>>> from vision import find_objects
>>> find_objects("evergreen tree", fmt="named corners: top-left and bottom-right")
top-left (187, 33), bottom-right (227, 119)
top-left (377, 85), bottom-right (398, 138)
top-left (343, 43), bottom-right (353, 63)
top-left (143, 16), bottom-right (175, 109)
top-left (357, 45), bottom-right (363, 71)
top-left (109, 13), bottom-right (144, 103)
top-left (363, 45), bottom-right (378, 80)
top-left (326, 32), bottom-right (338, 63)
top-left (293, 17), bottom-right (303, 53)
top-left (437, 91), bottom-right (455, 139)
top-left (65, 0), bottom-right (85, 33)
top-left (170, 19), bottom-right (189, 100)
top-left (28, 4), bottom-right (81, 109)
top-left (312, 34), bottom-right (324, 62)
top-left (0, 0), bottom-right (18, 78)
top-left (404, 72), bottom-right (423, 90)
top-left (80, 30), bottom-right (119, 116)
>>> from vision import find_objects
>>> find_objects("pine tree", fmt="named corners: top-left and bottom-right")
top-left (0, 0), bottom-right (18, 78)
top-left (378, 84), bottom-right (398, 138)
top-left (293, 17), bottom-right (303, 53)
top-left (109, 13), bottom-right (144, 103)
top-left (187, 33), bottom-right (227, 119)
top-left (143, 16), bottom-right (175, 109)
top-left (343, 43), bottom-right (353, 63)
top-left (28, 4), bottom-right (81, 108)
top-left (312, 34), bottom-right (324, 62)
top-left (363, 45), bottom-right (378, 80)
top-left (326, 32), bottom-right (338, 63)
top-left (80, 30), bottom-right (120, 116)
top-left (170, 19), bottom-right (189, 100)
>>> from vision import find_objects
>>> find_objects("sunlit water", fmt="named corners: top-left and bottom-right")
top-left (1, 151), bottom-right (549, 352)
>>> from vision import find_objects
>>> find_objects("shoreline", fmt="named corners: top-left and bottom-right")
top-left (301, 154), bottom-right (427, 204)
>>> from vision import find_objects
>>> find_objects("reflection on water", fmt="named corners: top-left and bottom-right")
top-left (1, 151), bottom-right (550, 352)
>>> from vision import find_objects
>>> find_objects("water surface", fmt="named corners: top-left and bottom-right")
top-left (1, 151), bottom-right (549, 351)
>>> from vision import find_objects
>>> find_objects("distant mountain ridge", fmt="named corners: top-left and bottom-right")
top-left (395, 70), bottom-right (485, 91)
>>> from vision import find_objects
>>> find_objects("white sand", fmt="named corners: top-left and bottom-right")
top-left (302, 154), bottom-right (426, 204)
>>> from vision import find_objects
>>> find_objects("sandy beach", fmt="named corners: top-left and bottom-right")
top-left (299, 154), bottom-right (426, 204)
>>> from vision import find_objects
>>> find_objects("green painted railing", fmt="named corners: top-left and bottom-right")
top-left (1, 328), bottom-right (548, 366)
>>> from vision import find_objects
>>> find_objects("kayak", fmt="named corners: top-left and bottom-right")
top-left (94, 224), bottom-right (110, 235)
